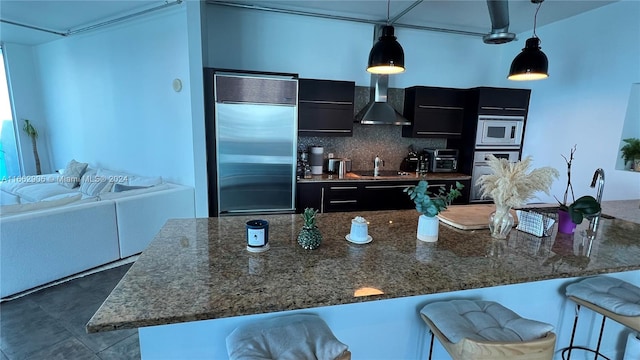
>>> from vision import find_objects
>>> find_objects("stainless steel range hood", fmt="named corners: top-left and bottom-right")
top-left (355, 75), bottom-right (410, 126)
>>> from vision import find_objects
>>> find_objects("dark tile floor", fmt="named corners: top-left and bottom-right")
top-left (0, 264), bottom-right (140, 360)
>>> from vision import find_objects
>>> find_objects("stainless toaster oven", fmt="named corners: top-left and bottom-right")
top-left (426, 149), bottom-right (458, 173)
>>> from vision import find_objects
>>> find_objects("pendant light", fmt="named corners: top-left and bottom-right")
top-left (508, 0), bottom-right (548, 81)
top-left (367, 0), bottom-right (405, 74)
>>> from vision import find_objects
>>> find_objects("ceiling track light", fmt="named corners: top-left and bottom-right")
top-left (508, 0), bottom-right (548, 81)
top-left (367, 0), bottom-right (405, 74)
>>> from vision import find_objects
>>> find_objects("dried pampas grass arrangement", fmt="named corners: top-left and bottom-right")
top-left (476, 155), bottom-right (559, 239)
top-left (477, 155), bottom-right (559, 208)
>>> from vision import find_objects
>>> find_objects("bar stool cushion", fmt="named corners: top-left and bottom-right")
top-left (566, 277), bottom-right (640, 317)
top-left (226, 313), bottom-right (349, 360)
top-left (420, 299), bottom-right (554, 343)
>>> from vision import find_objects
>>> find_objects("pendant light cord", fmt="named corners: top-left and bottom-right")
top-left (386, 0), bottom-right (391, 25)
top-left (532, 1), bottom-right (542, 39)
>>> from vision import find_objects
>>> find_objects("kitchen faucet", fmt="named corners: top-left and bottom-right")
top-left (590, 168), bottom-right (605, 204)
top-left (588, 168), bottom-right (605, 233)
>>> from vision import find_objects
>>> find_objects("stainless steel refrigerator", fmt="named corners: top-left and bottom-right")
top-left (213, 72), bottom-right (298, 215)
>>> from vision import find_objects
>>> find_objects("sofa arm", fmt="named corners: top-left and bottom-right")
top-left (114, 184), bottom-right (195, 258)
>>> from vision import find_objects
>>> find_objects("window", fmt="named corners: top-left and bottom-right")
top-left (0, 47), bottom-right (21, 178)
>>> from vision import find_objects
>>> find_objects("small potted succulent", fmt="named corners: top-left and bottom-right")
top-left (555, 146), bottom-right (602, 234)
top-left (297, 208), bottom-right (322, 249)
top-left (404, 180), bottom-right (463, 242)
top-left (620, 137), bottom-right (640, 171)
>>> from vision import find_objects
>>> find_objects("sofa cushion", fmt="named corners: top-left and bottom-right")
top-left (113, 184), bottom-right (150, 193)
top-left (96, 168), bottom-right (129, 192)
top-left (60, 160), bottom-right (88, 189)
top-left (0, 174), bottom-right (61, 194)
top-left (128, 175), bottom-right (163, 187)
top-left (99, 183), bottom-right (169, 200)
top-left (1, 191), bottom-right (21, 205)
top-left (16, 183), bottom-right (79, 203)
top-left (80, 174), bottom-right (110, 197)
top-left (1, 193), bottom-right (82, 216)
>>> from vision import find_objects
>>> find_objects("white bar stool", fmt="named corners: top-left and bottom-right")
top-left (225, 313), bottom-right (351, 360)
top-left (420, 299), bottom-right (556, 360)
top-left (564, 276), bottom-right (640, 360)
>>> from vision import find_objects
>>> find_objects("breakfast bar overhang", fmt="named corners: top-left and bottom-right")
top-left (87, 206), bottom-right (640, 359)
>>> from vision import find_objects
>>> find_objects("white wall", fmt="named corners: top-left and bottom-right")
top-left (2, 43), bottom-right (52, 175)
top-left (501, 0), bottom-right (640, 202)
top-left (33, 6), bottom-right (196, 188)
top-left (206, 5), bottom-right (372, 84)
top-left (205, 1), bottom-right (640, 202)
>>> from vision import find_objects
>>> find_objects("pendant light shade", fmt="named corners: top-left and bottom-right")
top-left (508, 0), bottom-right (548, 81)
top-left (367, 25), bottom-right (405, 74)
top-left (508, 37), bottom-right (548, 80)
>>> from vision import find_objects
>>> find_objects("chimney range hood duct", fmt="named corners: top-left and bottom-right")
top-left (483, 0), bottom-right (516, 44)
top-left (356, 75), bottom-right (410, 125)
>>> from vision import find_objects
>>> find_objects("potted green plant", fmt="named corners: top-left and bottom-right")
top-left (404, 180), bottom-right (463, 242)
top-left (556, 146), bottom-right (602, 234)
top-left (620, 137), bottom-right (640, 171)
top-left (22, 119), bottom-right (42, 175)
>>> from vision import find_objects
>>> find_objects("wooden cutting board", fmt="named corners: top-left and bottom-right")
top-left (438, 204), bottom-right (519, 230)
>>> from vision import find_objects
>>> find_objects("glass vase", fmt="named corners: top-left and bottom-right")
top-left (489, 205), bottom-right (514, 240)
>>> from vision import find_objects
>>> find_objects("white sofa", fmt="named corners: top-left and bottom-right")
top-left (1, 168), bottom-right (195, 298)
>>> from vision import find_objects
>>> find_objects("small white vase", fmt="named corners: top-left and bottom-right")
top-left (417, 214), bottom-right (439, 242)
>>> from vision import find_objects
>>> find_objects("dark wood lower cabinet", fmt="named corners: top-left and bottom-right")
top-left (296, 182), bottom-right (324, 212)
top-left (360, 182), bottom-right (418, 211)
top-left (323, 183), bottom-right (360, 212)
top-left (297, 179), bottom-right (470, 213)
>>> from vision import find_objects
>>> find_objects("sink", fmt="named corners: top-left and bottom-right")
top-left (350, 170), bottom-right (415, 178)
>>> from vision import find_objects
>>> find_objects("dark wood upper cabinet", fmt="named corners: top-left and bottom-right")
top-left (298, 79), bottom-right (355, 137)
top-left (470, 87), bottom-right (531, 116)
top-left (402, 86), bottom-right (466, 138)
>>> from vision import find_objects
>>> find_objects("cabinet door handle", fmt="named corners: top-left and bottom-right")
top-left (330, 186), bottom-right (358, 190)
top-left (418, 105), bottom-right (464, 110)
top-left (365, 185), bottom-right (412, 189)
top-left (320, 187), bottom-right (325, 213)
top-left (427, 184), bottom-right (446, 188)
top-left (480, 106), bottom-right (504, 110)
top-left (416, 131), bottom-right (462, 136)
top-left (299, 100), bottom-right (353, 105)
top-left (504, 107), bottom-right (526, 111)
top-left (300, 129), bottom-right (351, 133)
top-left (330, 200), bottom-right (358, 204)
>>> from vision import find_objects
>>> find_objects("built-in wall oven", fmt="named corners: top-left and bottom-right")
top-left (475, 115), bottom-right (524, 149)
top-left (471, 150), bottom-right (520, 202)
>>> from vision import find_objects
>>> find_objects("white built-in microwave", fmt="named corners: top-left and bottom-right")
top-left (475, 115), bottom-right (524, 149)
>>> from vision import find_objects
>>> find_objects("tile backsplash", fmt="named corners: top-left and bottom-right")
top-left (298, 86), bottom-right (446, 171)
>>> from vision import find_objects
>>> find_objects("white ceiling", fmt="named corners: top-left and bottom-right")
top-left (0, 0), bottom-right (617, 46)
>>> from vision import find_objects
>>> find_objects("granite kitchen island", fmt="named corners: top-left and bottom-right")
top-left (87, 204), bottom-right (640, 359)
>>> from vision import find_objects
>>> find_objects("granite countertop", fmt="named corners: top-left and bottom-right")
top-left (87, 201), bottom-right (640, 333)
top-left (298, 171), bottom-right (471, 183)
